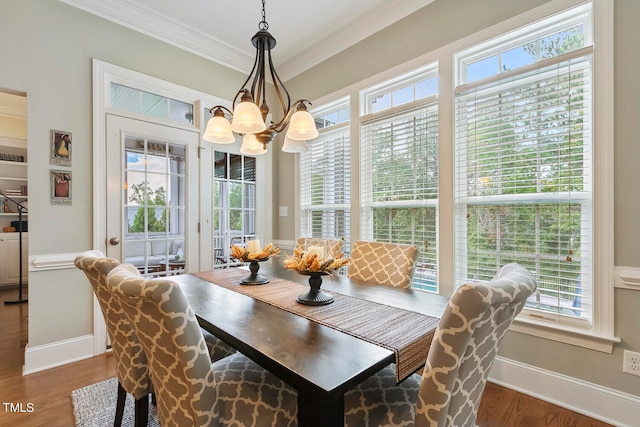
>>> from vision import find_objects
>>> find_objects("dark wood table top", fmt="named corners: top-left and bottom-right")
top-left (173, 263), bottom-right (448, 427)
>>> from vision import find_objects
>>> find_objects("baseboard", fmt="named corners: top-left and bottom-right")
top-left (23, 334), bottom-right (95, 375)
top-left (490, 356), bottom-right (640, 427)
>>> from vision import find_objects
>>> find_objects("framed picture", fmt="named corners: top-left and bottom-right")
top-left (51, 129), bottom-right (72, 166)
top-left (51, 170), bottom-right (72, 205)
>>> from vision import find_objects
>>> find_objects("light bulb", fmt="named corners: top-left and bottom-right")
top-left (240, 133), bottom-right (266, 155)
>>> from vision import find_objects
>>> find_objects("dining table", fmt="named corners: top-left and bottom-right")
top-left (172, 262), bottom-right (448, 427)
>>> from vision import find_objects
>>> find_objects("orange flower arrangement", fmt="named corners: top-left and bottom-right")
top-left (284, 247), bottom-right (349, 274)
top-left (230, 243), bottom-right (280, 262)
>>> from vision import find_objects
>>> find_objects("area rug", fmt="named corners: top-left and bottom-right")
top-left (71, 377), bottom-right (159, 427)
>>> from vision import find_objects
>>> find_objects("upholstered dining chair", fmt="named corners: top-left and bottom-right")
top-left (106, 263), bottom-right (298, 427)
top-left (343, 263), bottom-right (537, 426)
top-left (75, 251), bottom-right (236, 427)
top-left (74, 250), bottom-right (150, 427)
top-left (348, 240), bottom-right (419, 288)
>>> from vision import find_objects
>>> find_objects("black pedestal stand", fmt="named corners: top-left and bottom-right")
top-left (297, 272), bottom-right (334, 306)
top-left (1, 193), bottom-right (28, 305)
top-left (239, 260), bottom-right (270, 285)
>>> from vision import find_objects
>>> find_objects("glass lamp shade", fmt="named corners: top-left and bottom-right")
top-left (286, 109), bottom-right (319, 140)
top-left (231, 101), bottom-right (267, 134)
top-left (240, 133), bottom-right (266, 155)
top-left (282, 136), bottom-right (308, 153)
top-left (203, 115), bottom-right (235, 143)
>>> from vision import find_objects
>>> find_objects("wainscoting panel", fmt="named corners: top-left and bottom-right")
top-left (615, 266), bottom-right (640, 290)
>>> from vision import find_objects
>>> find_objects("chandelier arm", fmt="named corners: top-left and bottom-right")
top-left (258, 37), bottom-right (267, 110)
top-left (233, 43), bottom-right (261, 109)
top-left (208, 105), bottom-right (233, 116)
top-left (250, 42), bottom-right (264, 105)
top-left (271, 99), bottom-right (313, 133)
top-left (267, 48), bottom-right (291, 124)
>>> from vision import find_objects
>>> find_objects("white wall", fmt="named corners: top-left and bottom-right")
top-left (0, 0), bottom-right (246, 362)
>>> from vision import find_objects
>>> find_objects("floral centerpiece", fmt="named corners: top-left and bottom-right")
top-left (284, 247), bottom-right (349, 274)
top-left (284, 246), bottom-right (350, 306)
top-left (230, 243), bottom-right (280, 262)
top-left (230, 242), bottom-right (280, 285)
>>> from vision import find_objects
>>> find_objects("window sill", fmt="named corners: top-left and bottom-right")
top-left (510, 316), bottom-right (620, 353)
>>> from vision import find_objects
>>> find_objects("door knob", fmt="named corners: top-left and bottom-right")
top-left (109, 237), bottom-right (120, 246)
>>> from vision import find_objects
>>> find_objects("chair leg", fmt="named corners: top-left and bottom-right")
top-left (114, 381), bottom-right (126, 427)
top-left (134, 394), bottom-right (149, 427)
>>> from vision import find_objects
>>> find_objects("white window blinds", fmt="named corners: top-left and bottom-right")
top-left (455, 51), bottom-right (593, 323)
top-left (299, 126), bottom-right (351, 242)
top-left (361, 102), bottom-right (439, 291)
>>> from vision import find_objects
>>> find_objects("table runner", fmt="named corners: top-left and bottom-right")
top-left (192, 268), bottom-right (439, 383)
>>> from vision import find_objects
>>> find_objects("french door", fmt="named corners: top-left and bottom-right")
top-left (105, 114), bottom-right (199, 275)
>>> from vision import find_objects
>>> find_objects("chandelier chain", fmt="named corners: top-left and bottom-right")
top-left (259, 0), bottom-right (269, 30)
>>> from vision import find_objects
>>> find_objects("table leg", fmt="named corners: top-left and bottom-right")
top-left (297, 391), bottom-right (344, 427)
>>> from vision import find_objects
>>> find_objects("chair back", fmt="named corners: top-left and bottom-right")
top-left (347, 240), bottom-right (419, 288)
top-left (106, 263), bottom-right (218, 427)
top-left (74, 250), bottom-right (150, 399)
top-left (416, 263), bottom-right (537, 427)
top-left (294, 237), bottom-right (345, 257)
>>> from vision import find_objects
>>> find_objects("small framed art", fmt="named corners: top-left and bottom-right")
top-left (51, 130), bottom-right (72, 166)
top-left (51, 170), bottom-right (72, 205)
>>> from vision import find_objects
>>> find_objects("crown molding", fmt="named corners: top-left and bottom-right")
top-left (58, 0), bottom-right (253, 74)
top-left (58, 0), bottom-right (433, 81)
top-left (277, 0), bottom-right (435, 81)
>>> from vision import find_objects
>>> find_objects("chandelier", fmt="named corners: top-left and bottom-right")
top-left (203, 0), bottom-right (318, 154)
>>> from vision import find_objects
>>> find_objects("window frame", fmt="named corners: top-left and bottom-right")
top-left (454, 41), bottom-right (595, 330)
top-left (299, 100), bottom-right (352, 243)
top-left (300, 0), bottom-right (615, 352)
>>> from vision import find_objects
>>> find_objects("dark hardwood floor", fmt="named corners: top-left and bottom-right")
top-left (0, 287), bottom-right (611, 426)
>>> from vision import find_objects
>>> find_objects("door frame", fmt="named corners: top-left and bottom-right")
top-left (92, 59), bottom-right (273, 354)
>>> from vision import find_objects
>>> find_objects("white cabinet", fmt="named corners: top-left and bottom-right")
top-left (0, 232), bottom-right (28, 286)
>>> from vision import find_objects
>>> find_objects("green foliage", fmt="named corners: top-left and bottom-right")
top-left (128, 181), bottom-right (168, 233)
top-left (523, 27), bottom-right (584, 60)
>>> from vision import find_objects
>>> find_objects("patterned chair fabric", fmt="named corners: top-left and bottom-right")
top-left (74, 251), bottom-right (233, 424)
top-left (74, 250), bottom-right (151, 427)
top-left (348, 241), bottom-right (419, 288)
top-left (106, 263), bottom-right (298, 427)
top-left (74, 251), bottom-right (150, 400)
top-left (203, 330), bottom-right (236, 362)
top-left (345, 263), bottom-right (537, 427)
top-left (294, 237), bottom-right (345, 257)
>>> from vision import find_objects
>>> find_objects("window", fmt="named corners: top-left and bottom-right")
top-left (300, 100), bottom-right (351, 244)
top-left (299, 0), bottom-right (614, 349)
top-left (360, 64), bottom-right (439, 291)
top-left (123, 138), bottom-right (186, 276)
top-left (212, 151), bottom-right (257, 266)
top-left (110, 83), bottom-right (194, 125)
top-left (454, 4), bottom-right (593, 327)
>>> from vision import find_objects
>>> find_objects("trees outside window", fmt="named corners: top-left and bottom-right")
top-left (305, 1), bottom-right (613, 345)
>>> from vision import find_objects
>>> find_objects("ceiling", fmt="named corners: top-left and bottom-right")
top-left (59, 0), bottom-right (434, 81)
